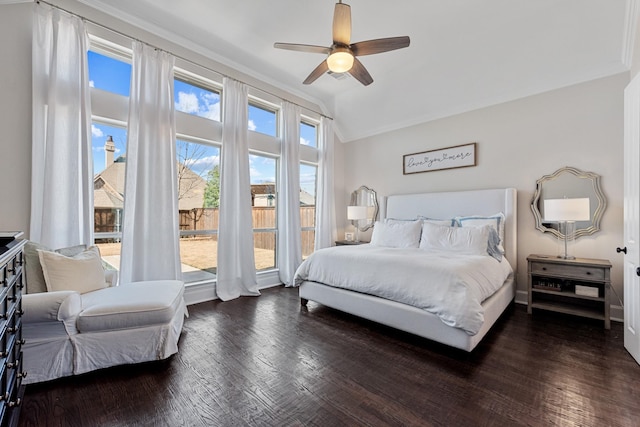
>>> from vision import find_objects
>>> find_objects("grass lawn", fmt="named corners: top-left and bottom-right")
top-left (97, 236), bottom-right (276, 273)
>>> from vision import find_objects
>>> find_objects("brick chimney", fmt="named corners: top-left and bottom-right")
top-left (104, 135), bottom-right (115, 168)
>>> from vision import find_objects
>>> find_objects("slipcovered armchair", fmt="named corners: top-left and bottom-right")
top-left (22, 243), bottom-right (186, 384)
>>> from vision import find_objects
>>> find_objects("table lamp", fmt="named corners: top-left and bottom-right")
top-left (543, 198), bottom-right (590, 259)
top-left (347, 206), bottom-right (368, 242)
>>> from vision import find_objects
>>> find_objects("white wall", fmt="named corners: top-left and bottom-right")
top-left (0, 4), bottom-right (32, 235)
top-left (341, 73), bottom-right (628, 315)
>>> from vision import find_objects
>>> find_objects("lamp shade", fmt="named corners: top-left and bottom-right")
top-left (347, 205), bottom-right (368, 220)
top-left (543, 198), bottom-right (590, 221)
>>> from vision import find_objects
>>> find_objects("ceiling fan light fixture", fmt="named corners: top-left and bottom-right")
top-left (327, 48), bottom-right (354, 73)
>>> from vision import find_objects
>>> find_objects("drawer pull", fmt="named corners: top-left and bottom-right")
top-left (541, 267), bottom-right (547, 271)
top-left (8, 397), bottom-right (21, 407)
top-left (17, 371), bottom-right (27, 379)
top-left (586, 271), bottom-right (591, 275)
top-left (17, 339), bottom-right (25, 346)
top-left (7, 362), bottom-right (16, 369)
top-left (0, 392), bottom-right (8, 402)
top-left (7, 327), bottom-right (16, 334)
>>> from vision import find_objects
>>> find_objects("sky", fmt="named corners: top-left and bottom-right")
top-left (88, 51), bottom-right (317, 197)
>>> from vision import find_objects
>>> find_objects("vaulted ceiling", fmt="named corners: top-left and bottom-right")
top-left (79, 0), bottom-right (631, 142)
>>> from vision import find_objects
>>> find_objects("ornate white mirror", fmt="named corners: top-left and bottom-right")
top-left (531, 166), bottom-right (606, 239)
top-left (349, 185), bottom-right (379, 232)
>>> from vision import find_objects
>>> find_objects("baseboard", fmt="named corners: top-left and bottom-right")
top-left (184, 281), bottom-right (216, 305)
top-left (515, 290), bottom-right (528, 305)
top-left (183, 271), bottom-right (284, 306)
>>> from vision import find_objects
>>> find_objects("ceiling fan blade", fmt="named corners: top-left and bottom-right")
top-left (273, 43), bottom-right (331, 55)
top-left (333, 2), bottom-right (351, 45)
top-left (351, 36), bottom-right (411, 56)
top-left (348, 58), bottom-right (373, 86)
top-left (303, 60), bottom-right (330, 85)
top-left (274, 43), bottom-right (331, 54)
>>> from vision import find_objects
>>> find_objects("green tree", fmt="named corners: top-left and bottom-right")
top-left (203, 165), bottom-right (220, 208)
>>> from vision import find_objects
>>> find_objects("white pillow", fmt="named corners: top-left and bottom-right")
top-left (38, 246), bottom-right (108, 294)
top-left (384, 218), bottom-right (417, 224)
top-left (417, 216), bottom-right (456, 227)
top-left (419, 222), bottom-right (493, 257)
top-left (370, 220), bottom-right (422, 248)
top-left (456, 213), bottom-right (505, 254)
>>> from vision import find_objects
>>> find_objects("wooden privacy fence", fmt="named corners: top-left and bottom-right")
top-left (97, 206), bottom-right (316, 255)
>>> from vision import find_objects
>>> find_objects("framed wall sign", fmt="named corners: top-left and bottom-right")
top-left (403, 142), bottom-right (476, 175)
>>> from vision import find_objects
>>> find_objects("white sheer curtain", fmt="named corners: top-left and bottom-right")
top-left (216, 78), bottom-right (260, 301)
top-left (313, 117), bottom-right (337, 251)
top-left (119, 42), bottom-right (181, 284)
top-left (279, 102), bottom-right (302, 286)
top-left (31, 4), bottom-right (93, 248)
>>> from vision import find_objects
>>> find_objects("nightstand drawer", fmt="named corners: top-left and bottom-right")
top-left (530, 262), bottom-right (605, 281)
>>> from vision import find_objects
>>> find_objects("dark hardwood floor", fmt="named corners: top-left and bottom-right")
top-left (20, 286), bottom-right (640, 427)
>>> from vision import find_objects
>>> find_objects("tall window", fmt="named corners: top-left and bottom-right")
top-left (92, 122), bottom-right (127, 269)
top-left (300, 119), bottom-right (319, 257)
top-left (300, 163), bottom-right (317, 258)
top-left (176, 139), bottom-right (220, 283)
top-left (249, 154), bottom-right (277, 270)
top-left (89, 49), bottom-right (132, 269)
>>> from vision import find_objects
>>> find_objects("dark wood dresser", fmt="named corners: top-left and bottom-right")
top-left (0, 238), bottom-right (26, 427)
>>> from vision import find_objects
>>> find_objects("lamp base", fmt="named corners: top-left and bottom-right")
top-left (557, 255), bottom-right (576, 260)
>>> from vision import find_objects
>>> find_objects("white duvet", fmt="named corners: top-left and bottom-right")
top-left (293, 244), bottom-right (513, 335)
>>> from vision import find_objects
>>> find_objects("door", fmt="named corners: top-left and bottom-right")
top-left (624, 73), bottom-right (640, 364)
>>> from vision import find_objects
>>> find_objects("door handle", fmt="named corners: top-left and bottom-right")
top-left (617, 247), bottom-right (627, 254)
top-left (637, 267), bottom-right (640, 277)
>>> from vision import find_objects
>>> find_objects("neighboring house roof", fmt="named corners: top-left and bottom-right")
top-left (94, 155), bottom-right (207, 211)
top-left (299, 189), bottom-right (314, 206)
top-left (250, 183), bottom-right (315, 206)
top-left (94, 178), bottom-right (123, 209)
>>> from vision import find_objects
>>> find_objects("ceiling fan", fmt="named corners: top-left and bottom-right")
top-left (274, 0), bottom-right (410, 86)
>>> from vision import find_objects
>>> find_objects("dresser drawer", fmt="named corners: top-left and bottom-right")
top-left (530, 261), bottom-right (605, 280)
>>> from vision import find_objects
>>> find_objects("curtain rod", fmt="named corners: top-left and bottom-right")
top-left (35, 0), bottom-right (333, 121)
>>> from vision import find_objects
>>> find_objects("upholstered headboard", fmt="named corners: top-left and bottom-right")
top-left (380, 188), bottom-right (517, 272)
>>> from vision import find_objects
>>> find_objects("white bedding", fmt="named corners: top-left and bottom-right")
top-left (293, 244), bottom-right (513, 335)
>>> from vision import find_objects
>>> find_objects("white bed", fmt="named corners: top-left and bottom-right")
top-left (297, 188), bottom-right (517, 351)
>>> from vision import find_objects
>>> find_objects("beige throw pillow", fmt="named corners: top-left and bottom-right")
top-left (38, 246), bottom-right (107, 294)
top-left (24, 242), bottom-right (86, 294)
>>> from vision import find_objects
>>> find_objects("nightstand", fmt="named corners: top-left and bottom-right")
top-left (335, 240), bottom-right (367, 246)
top-left (527, 254), bottom-right (611, 329)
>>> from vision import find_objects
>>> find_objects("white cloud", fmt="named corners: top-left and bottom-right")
top-left (203, 102), bottom-right (220, 121)
top-left (184, 155), bottom-right (220, 178)
top-left (89, 80), bottom-right (95, 88)
top-left (91, 124), bottom-right (104, 137)
top-left (248, 119), bottom-right (257, 131)
top-left (200, 93), bottom-right (220, 121)
top-left (175, 92), bottom-right (199, 114)
top-left (300, 137), bottom-right (311, 146)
